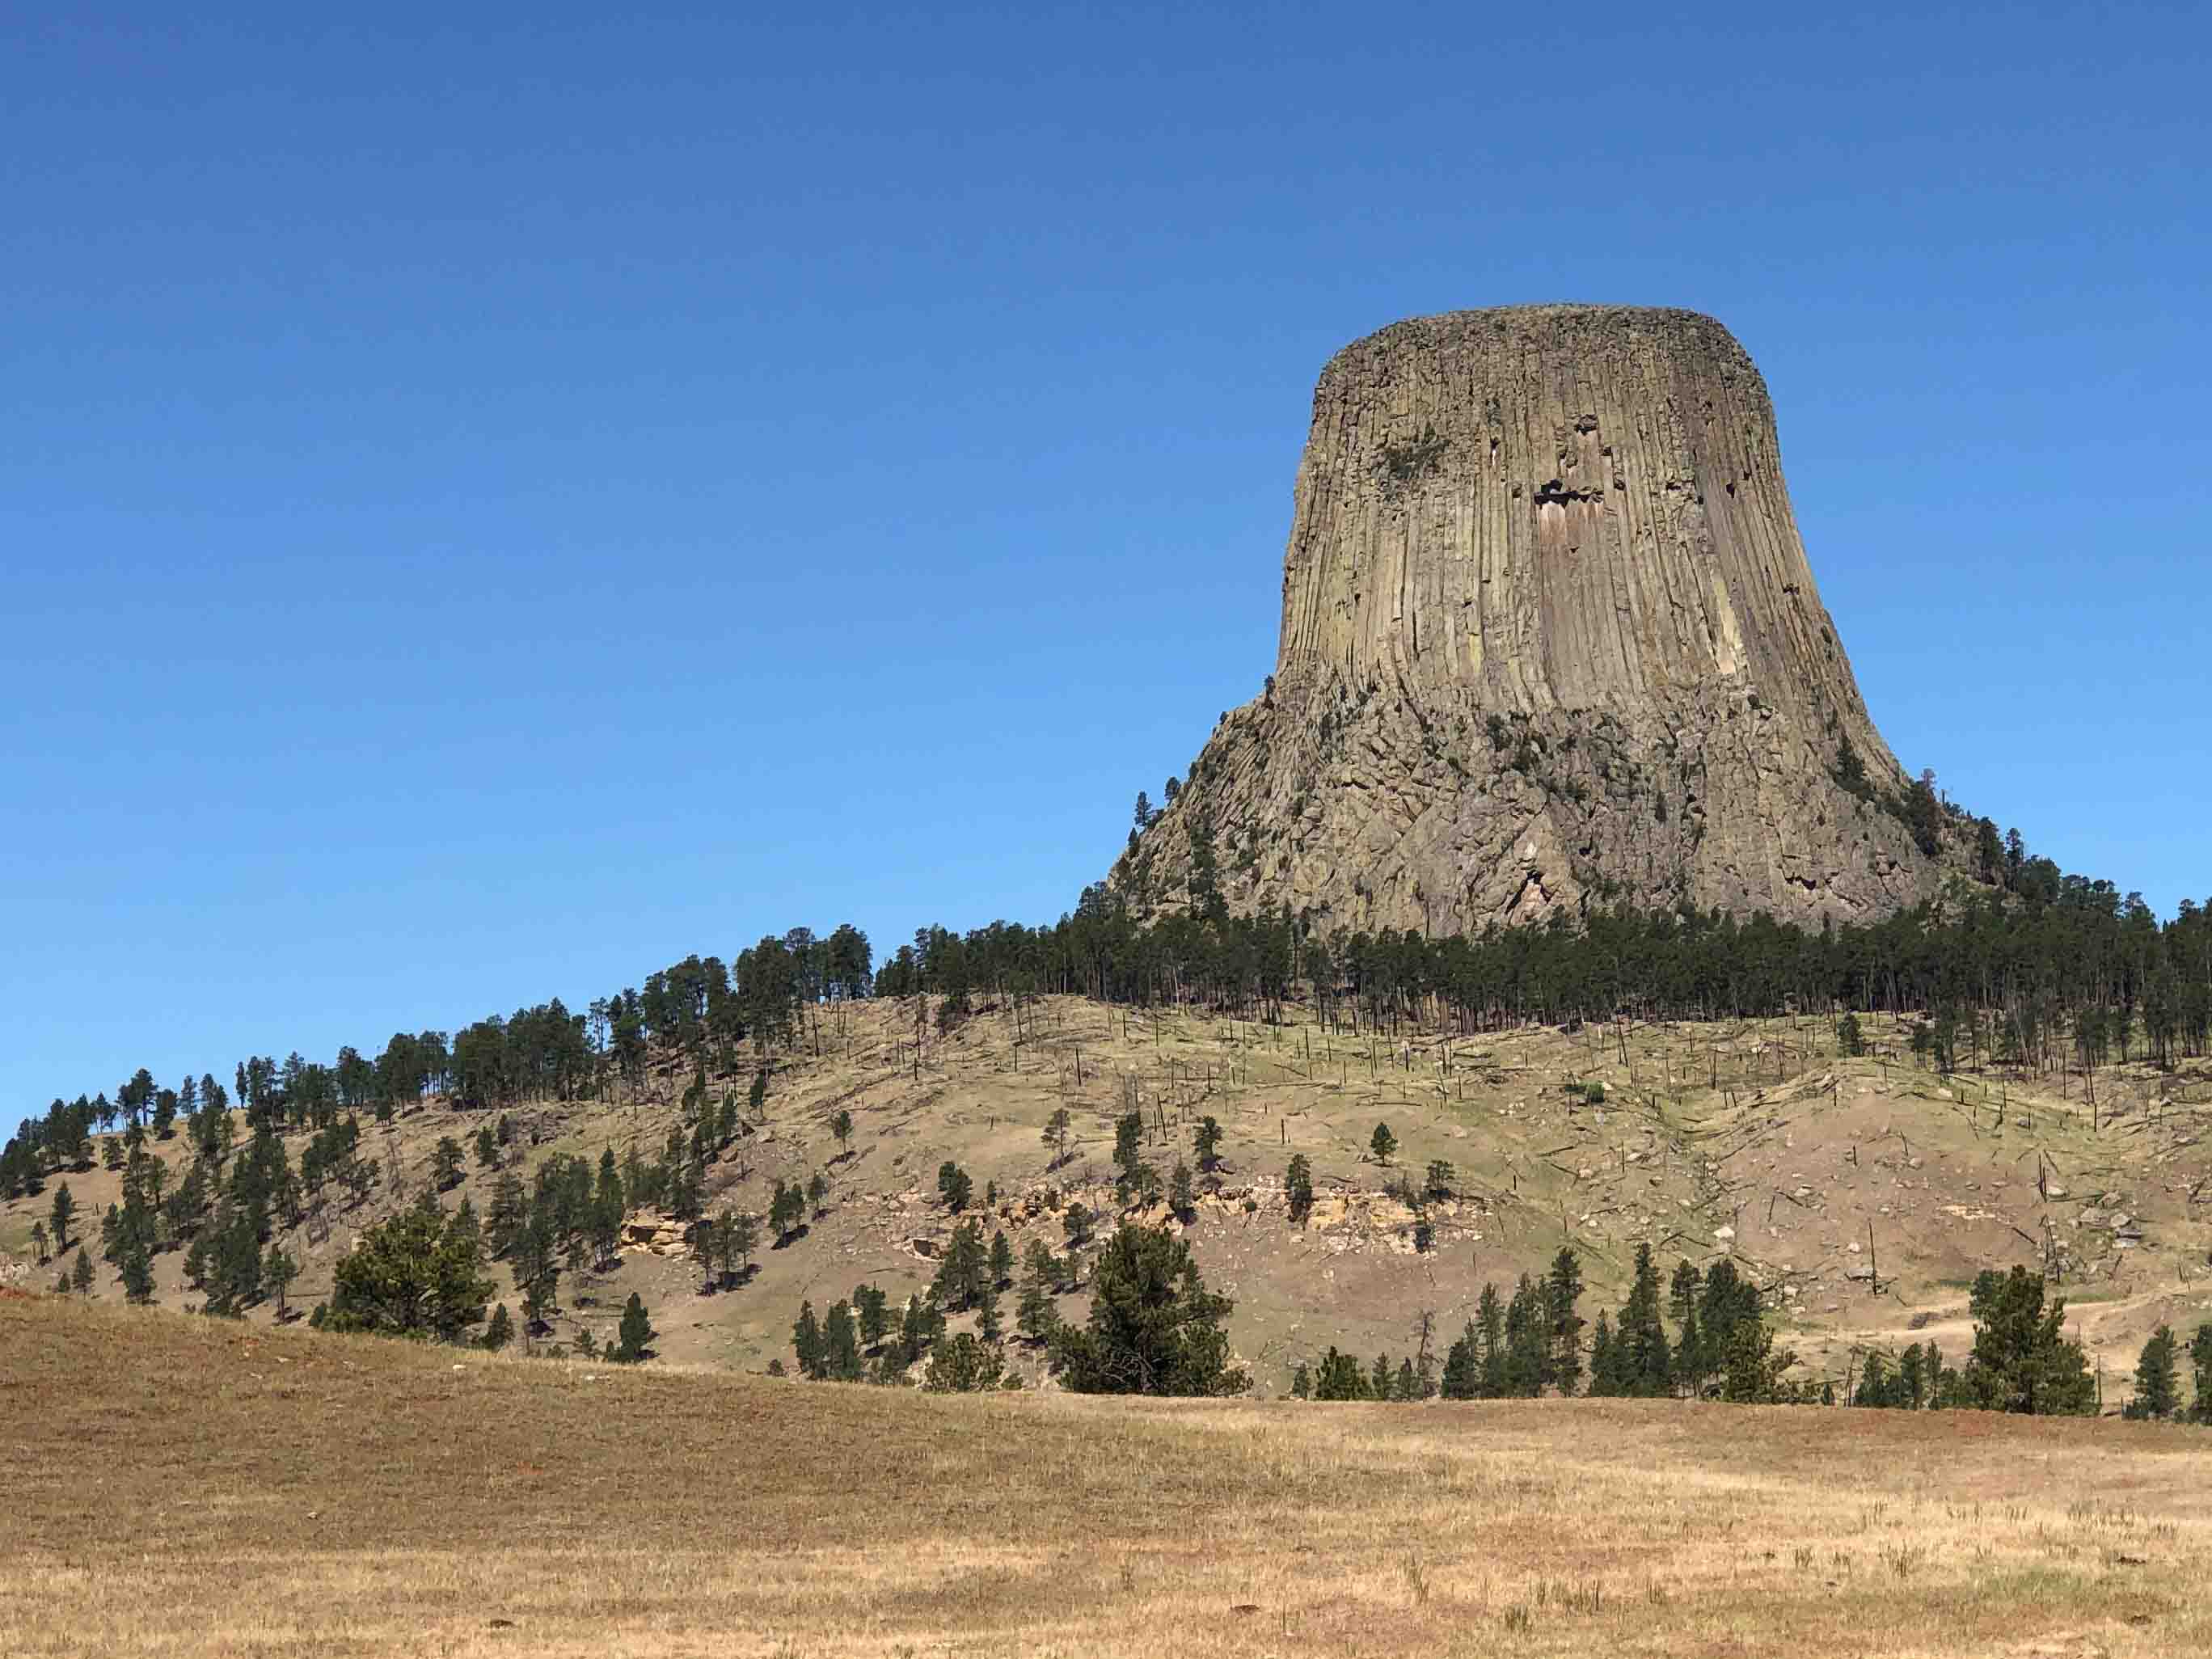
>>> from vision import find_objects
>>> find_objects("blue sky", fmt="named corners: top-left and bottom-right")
top-left (5, 3), bottom-right (2207, 1124)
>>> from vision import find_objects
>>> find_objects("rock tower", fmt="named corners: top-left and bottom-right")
top-left (1117, 304), bottom-right (1950, 933)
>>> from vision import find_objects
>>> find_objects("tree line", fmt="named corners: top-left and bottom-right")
top-left (2, 925), bottom-right (876, 1195)
top-left (15, 823), bottom-right (2207, 1193)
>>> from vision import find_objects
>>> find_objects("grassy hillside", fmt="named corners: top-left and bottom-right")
top-left (6, 995), bottom-right (2210, 1397)
top-left (4, 1291), bottom-right (2210, 1657)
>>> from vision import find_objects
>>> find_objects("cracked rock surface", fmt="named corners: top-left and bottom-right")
top-left (1118, 303), bottom-right (1957, 932)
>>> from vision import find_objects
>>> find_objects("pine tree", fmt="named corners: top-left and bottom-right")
top-left (2188, 1323), bottom-right (2212, 1425)
top-left (1285, 1154), bottom-right (1314, 1223)
top-left (770, 1180), bottom-right (806, 1242)
top-left (792, 1300), bottom-right (825, 1378)
top-left (1716, 1316), bottom-right (1796, 1404)
top-left (1477, 1281), bottom-right (1507, 1398)
top-left (1395, 1357), bottom-right (1418, 1403)
top-left (1015, 1242), bottom-right (1062, 1342)
top-left (264, 1247), bottom-right (297, 1316)
top-left (1617, 1243), bottom-right (1672, 1398)
top-left (482, 1302), bottom-right (514, 1351)
top-left (1370, 1353), bottom-right (1395, 1399)
top-left (1544, 1247), bottom-right (1585, 1395)
top-left (977, 1285), bottom-right (1003, 1342)
top-left (1424, 1159), bottom-right (1455, 1201)
top-left (30, 1219), bottom-right (48, 1263)
top-left (2126, 1325), bottom-right (2180, 1420)
top-left (691, 1214), bottom-right (721, 1289)
top-left (1369, 1122), bottom-right (1397, 1167)
top-left (723, 1210), bottom-right (759, 1283)
top-left (1062, 1201), bottom-right (1095, 1249)
top-left (1669, 1259), bottom-right (1706, 1395)
top-left (922, 1332), bottom-right (1003, 1392)
top-left (1290, 1360), bottom-right (1311, 1399)
top-left (1169, 1160), bottom-right (1195, 1220)
top-left (1112, 1111), bottom-right (1144, 1204)
top-left (1050, 1223), bottom-right (1247, 1395)
top-left (1312, 1346), bottom-right (1369, 1400)
top-left (1502, 1275), bottom-right (1547, 1395)
top-left (72, 1247), bottom-right (94, 1296)
top-left (931, 1220), bottom-right (990, 1311)
top-left (989, 1230), bottom-right (1015, 1288)
top-left (50, 1183), bottom-right (75, 1253)
top-left (1697, 1259), bottom-right (1759, 1370)
top-left (1853, 1350), bottom-right (1893, 1408)
top-left (475, 1125), bottom-right (500, 1170)
top-left (1440, 1320), bottom-right (1480, 1399)
top-left (1588, 1311), bottom-right (1616, 1392)
top-left (614, 1292), bottom-right (656, 1363)
top-left (936, 1160), bottom-right (973, 1212)
top-left (854, 1282), bottom-right (890, 1347)
top-left (823, 1299), bottom-right (863, 1380)
top-left (1042, 1107), bottom-right (1073, 1167)
top-left (1961, 1266), bottom-right (2095, 1416)
top-left (1193, 1116), bottom-right (1223, 1175)
top-left (1899, 1342), bottom-right (1926, 1409)
top-left (484, 1171), bottom-right (527, 1256)
top-left (807, 1170), bottom-right (830, 1218)
top-left (830, 1108), bottom-right (854, 1159)
top-left (432, 1138), bottom-right (465, 1191)
top-left (897, 1292), bottom-right (945, 1369)
top-left (327, 1206), bottom-right (492, 1341)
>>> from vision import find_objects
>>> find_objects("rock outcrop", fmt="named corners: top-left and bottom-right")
top-left (1117, 304), bottom-right (1956, 932)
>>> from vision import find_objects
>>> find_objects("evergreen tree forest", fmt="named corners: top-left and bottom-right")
top-left (15, 846), bottom-right (2209, 1207)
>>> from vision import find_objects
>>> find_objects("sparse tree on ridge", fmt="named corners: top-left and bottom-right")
top-left (1193, 1116), bottom-right (1222, 1176)
top-left (1112, 1111), bottom-right (1146, 1205)
top-left (1042, 1108), bottom-right (1072, 1168)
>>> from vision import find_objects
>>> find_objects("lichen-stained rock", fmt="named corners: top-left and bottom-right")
top-left (1117, 304), bottom-right (1962, 933)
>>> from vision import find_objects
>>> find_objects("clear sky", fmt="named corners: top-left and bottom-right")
top-left (6, 3), bottom-right (2207, 1126)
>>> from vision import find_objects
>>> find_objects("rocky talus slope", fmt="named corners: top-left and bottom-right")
top-left (1121, 303), bottom-right (1956, 931)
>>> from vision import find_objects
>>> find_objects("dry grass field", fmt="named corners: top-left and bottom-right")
top-left (4, 1292), bottom-right (2210, 1657)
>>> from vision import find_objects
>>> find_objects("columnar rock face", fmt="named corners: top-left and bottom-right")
top-left (1117, 304), bottom-right (1952, 933)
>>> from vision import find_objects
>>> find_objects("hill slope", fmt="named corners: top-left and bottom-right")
top-left (7, 994), bottom-right (2210, 1400)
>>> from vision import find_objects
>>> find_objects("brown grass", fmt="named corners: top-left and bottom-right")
top-left (6, 1294), bottom-right (2210, 1656)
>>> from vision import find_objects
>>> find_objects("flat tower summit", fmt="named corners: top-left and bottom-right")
top-left (1119, 303), bottom-right (1950, 931)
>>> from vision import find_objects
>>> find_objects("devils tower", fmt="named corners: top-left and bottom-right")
top-left (1117, 304), bottom-right (1955, 934)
